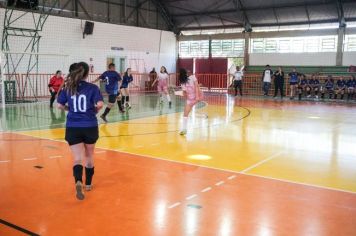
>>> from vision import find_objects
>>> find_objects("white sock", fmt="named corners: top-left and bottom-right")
top-left (167, 94), bottom-right (171, 102)
top-left (182, 116), bottom-right (188, 130)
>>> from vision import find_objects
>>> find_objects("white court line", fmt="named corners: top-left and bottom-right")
top-left (185, 194), bottom-right (198, 200)
top-left (24, 158), bottom-right (37, 161)
top-left (168, 202), bottom-right (181, 209)
top-left (49, 155), bottom-right (62, 159)
top-left (15, 133), bottom-right (356, 195)
top-left (201, 187), bottom-right (212, 193)
top-left (215, 181), bottom-right (225, 186)
top-left (227, 175), bottom-right (237, 180)
top-left (241, 151), bottom-right (284, 173)
top-left (0, 160), bottom-right (10, 163)
top-left (135, 145), bottom-right (144, 148)
top-left (151, 143), bottom-right (159, 146)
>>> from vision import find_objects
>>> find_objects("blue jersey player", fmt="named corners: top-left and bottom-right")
top-left (298, 74), bottom-right (308, 100)
top-left (321, 75), bottom-right (334, 99)
top-left (120, 68), bottom-right (134, 109)
top-left (308, 75), bottom-right (320, 99)
top-left (346, 76), bottom-right (355, 101)
top-left (288, 68), bottom-right (303, 100)
top-left (57, 62), bottom-right (104, 200)
top-left (335, 77), bottom-right (346, 100)
top-left (94, 63), bottom-right (124, 123)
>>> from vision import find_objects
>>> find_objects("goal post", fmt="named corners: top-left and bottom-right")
top-left (0, 51), bottom-right (70, 105)
top-left (0, 51), bottom-right (6, 109)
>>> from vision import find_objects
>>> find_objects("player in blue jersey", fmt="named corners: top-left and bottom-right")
top-left (93, 63), bottom-right (124, 123)
top-left (346, 75), bottom-right (355, 101)
top-left (321, 75), bottom-right (334, 99)
top-left (334, 76), bottom-right (346, 100)
top-left (298, 74), bottom-right (308, 100)
top-left (120, 68), bottom-right (134, 109)
top-left (57, 62), bottom-right (104, 200)
top-left (288, 68), bottom-right (302, 100)
top-left (308, 74), bottom-right (321, 99)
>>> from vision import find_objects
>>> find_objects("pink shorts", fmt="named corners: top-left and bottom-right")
top-left (186, 90), bottom-right (203, 105)
top-left (157, 80), bottom-right (168, 93)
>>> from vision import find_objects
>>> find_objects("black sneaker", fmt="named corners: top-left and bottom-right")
top-left (100, 115), bottom-right (108, 123)
top-left (169, 101), bottom-right (172, 108)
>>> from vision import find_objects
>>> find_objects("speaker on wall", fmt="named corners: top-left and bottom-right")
top-left (83, 21), bottom-right (94, 38)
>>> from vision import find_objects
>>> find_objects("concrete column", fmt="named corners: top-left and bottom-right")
top-left (336, 26), bottom-right (345, 66)
top-left (208, 36), bottom-right (212, 58)
top-left (244, 32), bottom-right (250, 66)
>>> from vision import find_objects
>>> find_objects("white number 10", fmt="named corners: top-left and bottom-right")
top-left (71, 94), bottom-right (87, 112)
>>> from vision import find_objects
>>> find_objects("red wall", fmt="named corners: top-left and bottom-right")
top-left (177, 58), bottom-right (194, 72)
top-left (195, 58), bottom-right (227, 74)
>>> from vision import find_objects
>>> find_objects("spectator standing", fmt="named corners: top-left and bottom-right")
top-left (273, 66), bottom-right (284, 99)
top-left (261, 65), bottom-right (273, 96)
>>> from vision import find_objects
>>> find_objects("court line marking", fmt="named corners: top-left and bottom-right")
top-left (11, 133), bottom-right (356, 195)
top-left (241, 152), bottom-right (284, 173)
top-left (24, 158), bottom-right (37, 161)
top-left (201, 187), bottom-right (212, 193)
top-left (49, 155), bottom-right (62, 159)
top-left (227, 175), bottom-right (237, 180)
top-left (167, 151), bottom-right (284, 209)
top-left (168, 202), bottom-right (181, 209)
top-left (186, 194), bottom-right (198, 200)
top-left (0, 218), bottom-right (40, 236)
top-left (0, 160), bottom-right (10, 163)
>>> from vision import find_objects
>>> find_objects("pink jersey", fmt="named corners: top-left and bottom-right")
top-left (181, 75), bottom-right (202, 105)
top-left (157, 72), bottom-right (169, 92)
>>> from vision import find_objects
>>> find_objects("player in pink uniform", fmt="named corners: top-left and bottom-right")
top-left (152, 66), bottom-right (172, 108)
top-left (179, 68), bottom-right (203, 135)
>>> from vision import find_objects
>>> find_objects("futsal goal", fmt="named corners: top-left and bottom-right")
top-left (0, 51), bottom-right (70, 107)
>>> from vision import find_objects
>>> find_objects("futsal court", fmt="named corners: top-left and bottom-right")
top-left (1, 94), bottom-right (356, 235)
top-left (1, 0), bottom-right (356, 235)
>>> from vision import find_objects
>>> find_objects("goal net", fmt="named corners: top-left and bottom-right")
top-left (0, 51), bottom-right (70, 107)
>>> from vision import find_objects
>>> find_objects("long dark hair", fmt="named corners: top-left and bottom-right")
top-left (66, 62), bottom-right (89, 95)
top-left (124, 68), bottom-right (131, 77)
top-left (161, 66), bottom-right (168, 74)
top-left (179, 68), bottom-right (188, 84)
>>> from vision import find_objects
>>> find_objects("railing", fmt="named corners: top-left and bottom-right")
top-left (3, 73), bottom-right (355, 99)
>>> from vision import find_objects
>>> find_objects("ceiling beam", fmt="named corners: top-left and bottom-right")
top-left (171, 0), bottom-right (355, 17)
top-left (180, 17), bottom-right (356, 31)
top-left (150, 0), bottom-right (179, 33)
top-left (233, 0), bottom-right (251, 31)
top-left (335, 0), bottom-right (346, 27)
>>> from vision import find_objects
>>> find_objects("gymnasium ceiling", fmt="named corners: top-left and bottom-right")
top-left (2, 0), bottom-right (356, 34)
top-left (164, 0), bottom-right (356, 33)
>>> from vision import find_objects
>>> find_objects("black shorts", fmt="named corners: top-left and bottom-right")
top-left (65, 127), bottom-right (99, 146)
top-left (108, 94), bottom-right (118, 103)
top-left (120, 86), bottom-right (128, 89)
top-left (233, 80), bottom-right (242, 87)
top-left (290, 82), bottom-right (298, 86)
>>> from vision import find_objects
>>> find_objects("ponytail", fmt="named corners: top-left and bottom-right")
top-left (65, 62), bottom-right (89, 95)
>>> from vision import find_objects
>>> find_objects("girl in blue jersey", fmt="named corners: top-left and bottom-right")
top-left (321, 75), bottom-right (334, 99)
top-left (94, 63), bottom-right (124, 123)
top-left (57, 62), bottom-right (104, 200)
top-left (335, 76), bottom-right (346, 100)
top-left (346, 75), bottom-right (355, 101)
top-left (120, 68), bottom-right (134, 109)
top-left (288, 68), bottom-right (302, 100)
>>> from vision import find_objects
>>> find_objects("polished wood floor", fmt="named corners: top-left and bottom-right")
top-left (1, 95), bottom-right (356, 235)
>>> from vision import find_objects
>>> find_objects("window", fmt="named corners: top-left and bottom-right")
top-left (345, 35), bottom-right (356, 51)
top-left (178, 40), bottom-right (209, 57)
top-left (179, 39), bottom-right (245, 57)
top-left (250, 35), bottom-right (338, 53)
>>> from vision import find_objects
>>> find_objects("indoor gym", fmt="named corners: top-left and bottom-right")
top-left (0, 0), bottom-right (356, 236)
